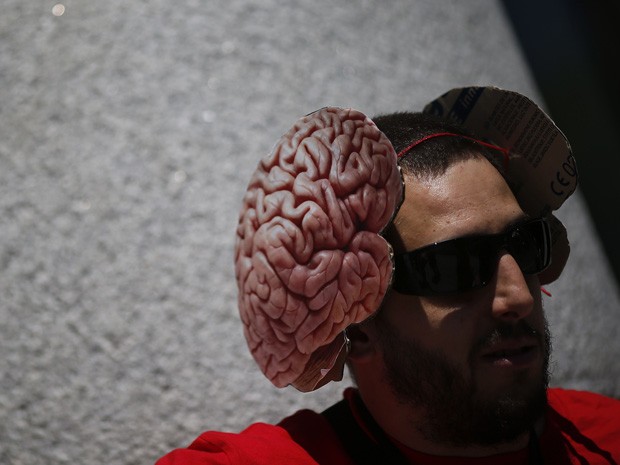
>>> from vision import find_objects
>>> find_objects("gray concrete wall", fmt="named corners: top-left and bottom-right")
top-left (1, 1), bottom-right (618, 464)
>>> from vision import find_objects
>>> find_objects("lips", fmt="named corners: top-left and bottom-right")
top-left (480, 340), bottom-right (539, 367)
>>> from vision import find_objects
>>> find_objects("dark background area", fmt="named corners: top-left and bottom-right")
top-left (501, 0), bottom-right (620, 286)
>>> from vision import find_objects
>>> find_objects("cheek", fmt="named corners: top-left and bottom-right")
top-left (429, 305), bottom-right (478, 356)
top-left (384, 292), bottom-right (477, 356)
top-left (380, 292), bottom-right (427, 332)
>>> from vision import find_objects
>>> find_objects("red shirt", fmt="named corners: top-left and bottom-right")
top-left (156, 388), bottom-right (620, 465)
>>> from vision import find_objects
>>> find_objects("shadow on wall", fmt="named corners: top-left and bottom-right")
top-left (501, 0), bottom-right (620, 287)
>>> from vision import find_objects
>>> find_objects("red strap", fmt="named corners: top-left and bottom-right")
top-left (397, 132), bottom-right (510, 170)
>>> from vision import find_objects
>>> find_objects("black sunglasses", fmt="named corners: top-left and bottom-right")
top-left (392, 217), bottom-right (552, 296)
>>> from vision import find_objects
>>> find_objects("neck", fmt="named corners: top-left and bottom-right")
top-left (357, 385), bottom-right (543, 458)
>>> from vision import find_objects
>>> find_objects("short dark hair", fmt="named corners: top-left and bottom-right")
top-left (373, 111), bottom-right (509, 253)
top-left (371, 111), bottom-right (505, 178)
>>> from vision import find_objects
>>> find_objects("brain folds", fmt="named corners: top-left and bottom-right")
top-left (235, 107), bottom-right (402, 390)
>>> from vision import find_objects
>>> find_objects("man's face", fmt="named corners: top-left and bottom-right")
top-left (375, 156), bottom-right (550, 446)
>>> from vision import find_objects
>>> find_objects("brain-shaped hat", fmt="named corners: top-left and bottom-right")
top-left (234, 107), bottom-right (403, 391)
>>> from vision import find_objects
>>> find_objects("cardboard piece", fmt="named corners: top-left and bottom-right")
top-left (424, 86), bottom-right (578, 283)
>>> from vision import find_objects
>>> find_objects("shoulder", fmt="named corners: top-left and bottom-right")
top-left (154, 390), bottom-right (357, 465)
top-left (155, 422), bottom-right (320, 465)
top-left (543, 388), bottom-right (620, 460)
top-left (547, 387), bottom-right (620, 419)
top-left (277, 406), bottom-right (355, 465)
top-left (278, 407), bottom-right (332, 439)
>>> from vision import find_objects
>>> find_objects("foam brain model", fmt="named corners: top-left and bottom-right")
top-left (234, 107), bottom-right (403, 391)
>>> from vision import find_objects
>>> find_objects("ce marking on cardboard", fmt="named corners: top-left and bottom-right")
top-left (551, 154), bottom-right (578, 197)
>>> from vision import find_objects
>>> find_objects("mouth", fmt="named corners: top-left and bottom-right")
top-left (480, 343), bottom-right (539, 368)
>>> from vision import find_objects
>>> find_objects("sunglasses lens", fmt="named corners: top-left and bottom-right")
top-left (508, 219), bottom-right (551, 274)
top-left (394, 236), bottom-right (497, 295)
top-left (418, 246), bottom-right (473, 294)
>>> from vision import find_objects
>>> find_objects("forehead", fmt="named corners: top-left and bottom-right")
top-left (393, 157), bottom-right (524, 252)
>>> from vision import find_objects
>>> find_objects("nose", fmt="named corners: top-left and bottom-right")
top-left (490, 253), bottom-right (536, 321)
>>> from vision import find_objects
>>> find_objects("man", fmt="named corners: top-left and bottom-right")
top-left (156, 88), bottom-right (620, 464)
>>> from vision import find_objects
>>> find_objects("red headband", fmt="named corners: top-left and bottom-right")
top-left (396, 132), bottom-right (510, 169)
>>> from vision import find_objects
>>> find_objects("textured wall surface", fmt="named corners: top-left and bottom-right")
top-left (1, 1), bottom-right (618, 464)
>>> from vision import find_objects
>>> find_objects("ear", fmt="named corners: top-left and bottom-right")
top-left (346, 321), bottom-right (379, 363)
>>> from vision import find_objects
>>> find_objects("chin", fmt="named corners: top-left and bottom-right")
top-left (467, 364), bottom-right (549, 445)
top-left (470, 382), bottom-right (548, 445)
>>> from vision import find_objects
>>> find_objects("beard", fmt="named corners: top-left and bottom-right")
top-left (375, 317), bottom-right (551, 447)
